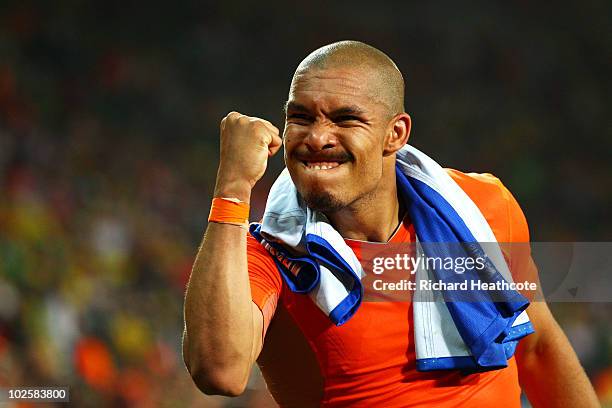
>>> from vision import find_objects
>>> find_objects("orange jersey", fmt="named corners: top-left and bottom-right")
top-left (248, 170), bottom-right (531, 407)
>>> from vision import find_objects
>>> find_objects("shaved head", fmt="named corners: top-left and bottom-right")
top-left (283, 41), bottom-right (412, 217)
top-left (292, 40), bottom-right (405, 117)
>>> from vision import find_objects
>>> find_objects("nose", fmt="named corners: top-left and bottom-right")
top-left (304, 122), bottom-right (336, 152)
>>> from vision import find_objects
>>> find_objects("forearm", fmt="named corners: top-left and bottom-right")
top-left (183, 221), bottom-right (255, 395)
top-left (517, 309), bottom-right (599, 407)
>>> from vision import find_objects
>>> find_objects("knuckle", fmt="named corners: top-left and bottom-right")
top-left (250, 120), bottom-right (265, 130)
top-left (224, 111), bottom-right (241, 124)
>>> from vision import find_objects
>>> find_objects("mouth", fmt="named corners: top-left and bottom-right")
top-left (296, 151), bottom-right (352, 172)
top-left (301, 160), bottom-right (345, 171)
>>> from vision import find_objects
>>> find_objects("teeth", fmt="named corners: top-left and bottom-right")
top-left (306, 161), bottom-right (341, 170)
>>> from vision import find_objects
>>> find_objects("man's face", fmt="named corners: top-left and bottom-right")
top-left (283, 66), bottom-right (391, 212)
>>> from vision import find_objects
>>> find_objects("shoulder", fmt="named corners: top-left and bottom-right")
top-left (247, 231), bottom-right (282, 274)
top-left (446, 168), bottom-right (506, 201)
top-left (247, 231), bottom-right (272, 256)
top-left (445, 168), bottom-right (530, 242)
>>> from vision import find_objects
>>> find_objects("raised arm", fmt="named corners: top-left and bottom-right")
top-left (182, 112), bottom-right (282, 396)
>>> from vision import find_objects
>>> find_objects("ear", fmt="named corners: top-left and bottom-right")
top-left (383, 113), bottom-right (411, 155)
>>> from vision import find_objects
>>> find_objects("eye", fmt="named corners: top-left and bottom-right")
top-left (334, 115), bottom-right (363, 125)
top-left (336, 115), bottom-right (360, 122)
top-left (287, 113), bottom-right (312, 124)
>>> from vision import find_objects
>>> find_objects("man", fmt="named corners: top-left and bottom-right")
top-left (183, 41), bottom-right (599, 407)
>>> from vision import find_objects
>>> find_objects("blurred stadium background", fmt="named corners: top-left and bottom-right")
top-left (0, 1), bottom-right (610, 406)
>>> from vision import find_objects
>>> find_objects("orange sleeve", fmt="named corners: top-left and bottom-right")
top-left (493, 177), bottom-right (530, 243)
top-left (447, 169), bottom-right (538, 293)
top-left (247, 233), bottom-right (283, 337)
top-left (493, 179), bottom-right (540, 296)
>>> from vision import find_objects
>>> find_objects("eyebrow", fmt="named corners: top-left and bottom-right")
top-left (328, 106), bottom-right (367, 117)
top-left (283, 101), bottom-right (367, 117)
top-left (283, 101), bottom-right (309, 115)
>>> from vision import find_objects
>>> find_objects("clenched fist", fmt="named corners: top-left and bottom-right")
top-left (214, 112), bottom-right (282, 201)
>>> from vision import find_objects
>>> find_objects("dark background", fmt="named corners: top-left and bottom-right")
top-left (0, 1), bottom-right (610, 406)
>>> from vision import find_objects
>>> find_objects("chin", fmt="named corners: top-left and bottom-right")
top-left (301, 190), bottom-right (346, 213)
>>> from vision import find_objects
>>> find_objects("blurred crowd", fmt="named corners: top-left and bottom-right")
top-left (0, 1), bottom-right (610, 407)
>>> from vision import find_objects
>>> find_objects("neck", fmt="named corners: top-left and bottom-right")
top-left (325, 177), bottom-right (404, 243)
